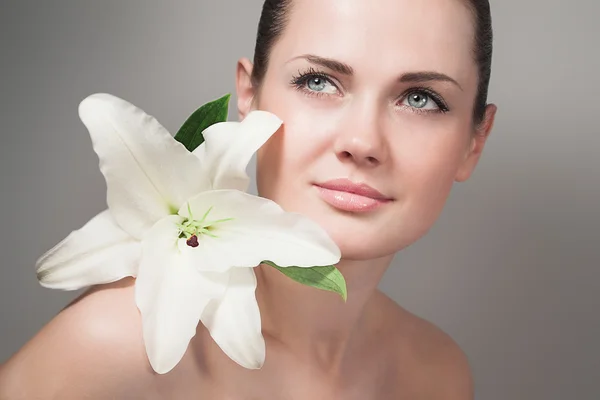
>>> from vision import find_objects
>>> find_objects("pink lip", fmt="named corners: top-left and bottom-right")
top-left (314, 179), bottom-right (393, 212)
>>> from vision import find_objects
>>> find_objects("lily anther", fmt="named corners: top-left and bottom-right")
top-left (176, 203), bottom-right (235, 243)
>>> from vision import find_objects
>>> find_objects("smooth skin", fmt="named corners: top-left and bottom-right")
top-left (0, 0), bottom-right (496, 398)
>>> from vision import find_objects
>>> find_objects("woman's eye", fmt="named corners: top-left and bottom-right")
top-left (305, 76), bottom-right (338, 94)
top-left (403, 92), bottom-right (439, 110)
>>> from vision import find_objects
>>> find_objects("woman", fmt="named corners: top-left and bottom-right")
top-left (0, 0), bottom-right (497, 398)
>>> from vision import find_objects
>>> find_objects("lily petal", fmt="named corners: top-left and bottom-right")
top-left (197, 111), bottom-right (282, 191)
top-left (201, 267), bottom-right (265, 369)
top-left (36, 210), bottom-right (140, 290)
top-left (178, 190), bottom-right (341, 272)
top-left (78, 93), bottom-right (211, 239)
top-left (135, 215), bottom-right (230, 374)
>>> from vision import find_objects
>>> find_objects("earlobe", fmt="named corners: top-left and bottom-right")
top-left (235, 58), bottom-right (256, 121)
top-left (454, 104), bottom-right (497, 182)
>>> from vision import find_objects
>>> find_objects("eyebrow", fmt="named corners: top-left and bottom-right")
top-left (399, 71), bottom-right (463, 91)
top-left (288, 54), bottom-right (354, 75)
top-left (288, 54), bottom-right (463, 90)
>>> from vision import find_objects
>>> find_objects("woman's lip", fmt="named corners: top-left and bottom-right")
top-left (315, 179), bottom-right (392, 201)
top-left (314, 186), bottom-right (392, 213)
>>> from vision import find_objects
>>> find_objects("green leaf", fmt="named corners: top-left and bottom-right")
top-left (262, 261), bottom-right (347, 302)
top-left (174, 93), bottom-right (231, 152)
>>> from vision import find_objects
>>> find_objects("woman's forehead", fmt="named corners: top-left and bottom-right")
top-left (274, 0), bottom-right (477, 86)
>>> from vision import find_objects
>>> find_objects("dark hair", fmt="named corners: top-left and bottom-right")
top-left (251, 0), bottom-right (493, 126)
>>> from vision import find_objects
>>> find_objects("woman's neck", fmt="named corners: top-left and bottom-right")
top-left (254, 255), bottom-right (393, 372)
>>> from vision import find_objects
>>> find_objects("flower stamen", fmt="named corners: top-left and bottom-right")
top-left (176, 204), bottom-right (234, 246)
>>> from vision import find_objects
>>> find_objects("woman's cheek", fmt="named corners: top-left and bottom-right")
top-left (395, 138), bottom-right (465, 218)
top-left (279, 114), bottom-right (337, 162)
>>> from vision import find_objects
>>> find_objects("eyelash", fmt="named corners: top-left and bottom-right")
top-left (289, 67), bottom-right (450, 114)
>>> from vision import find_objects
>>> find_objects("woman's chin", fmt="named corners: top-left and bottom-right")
top-left (260, 188), bottom-right (418, 260)
top-left (329, 233), bottom-right (398, 262)
top-left (314, 219), bottom-right (401, 262)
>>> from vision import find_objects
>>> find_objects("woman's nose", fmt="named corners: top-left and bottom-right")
top-left (333, 102), bottom-right (389, 167)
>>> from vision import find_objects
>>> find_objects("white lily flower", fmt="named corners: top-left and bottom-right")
top-left (36, 93), bottom-right (341, 374)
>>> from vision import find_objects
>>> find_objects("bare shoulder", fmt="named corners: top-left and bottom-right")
top-left (369, 291), bottom-right (474, 400)
top-left (0, 278), bottom-right (155, 399)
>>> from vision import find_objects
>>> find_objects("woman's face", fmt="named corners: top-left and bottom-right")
top-left (237, 0), bottom-right (496, 261)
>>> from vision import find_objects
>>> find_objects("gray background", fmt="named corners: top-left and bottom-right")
top-left (0, 0), bottom-right (598, 399)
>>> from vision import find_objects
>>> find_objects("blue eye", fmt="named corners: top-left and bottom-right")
top-left (305, 76), bottom-right (338, 94)
top-left (405, 92), bottom-right (438, 110)
top-left (399, 89), bottom-right (449, 113)
top-left (290, 68), bottom-right (340, 96)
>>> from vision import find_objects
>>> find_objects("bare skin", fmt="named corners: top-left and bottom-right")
top-left (0, 275), bottom-right (472, 400)
top-left (1, 0), bottom-right (496, 398)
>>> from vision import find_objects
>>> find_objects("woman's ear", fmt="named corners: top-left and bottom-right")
top-left (236, 57), bottom-right (256, 121)
top-left (455, 104), bottom-right (497, 182)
